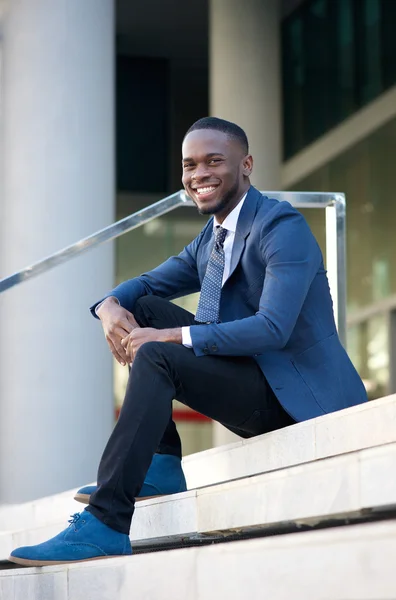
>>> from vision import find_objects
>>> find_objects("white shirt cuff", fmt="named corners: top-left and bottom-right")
top-left (95, 296), bottom-right (120, 316)
top-left (182, 326), bottom-right (193, 348)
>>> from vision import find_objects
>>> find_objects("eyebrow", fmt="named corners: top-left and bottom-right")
top-left (182, 153), bottom-right (226, 163)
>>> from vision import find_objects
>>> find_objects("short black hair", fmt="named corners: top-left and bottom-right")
top-left (185, 117), bottom-right (249, 154)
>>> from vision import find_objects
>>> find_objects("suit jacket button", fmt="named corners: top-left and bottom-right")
top-left (203, 348), bottom-right (209, 355)
top-left (211, 345), bottom-right (218, 352)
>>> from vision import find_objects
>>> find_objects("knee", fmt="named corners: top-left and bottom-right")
top-left (134, 295), bottom-right (164, 322)
top-left (135, 295), bottom-right (151, 309)
top-left (134, 296), bottom-right (153, 324)
top-left (133, 340), bottom-right (179, 375)
top-left (132, 341), bottom-right (180, 384)
top-left (134, 295), bottom-right (152, 316)
top-left (134, 340), bottom-right (169, 362)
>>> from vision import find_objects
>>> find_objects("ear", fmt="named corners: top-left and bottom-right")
top-left (242, 154), bottom-right (253, 177)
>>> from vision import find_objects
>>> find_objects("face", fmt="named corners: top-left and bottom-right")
top-left (182, 129), bottom-right (253, 220)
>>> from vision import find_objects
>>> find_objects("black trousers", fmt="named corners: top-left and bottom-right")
top-left (87, 296), bottom-right (294, 533)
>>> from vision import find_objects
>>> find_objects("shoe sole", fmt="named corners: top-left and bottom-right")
top-left (74, 492), bottom-right (163, 505)
top-left (8, 553), bottom-right (131, 567)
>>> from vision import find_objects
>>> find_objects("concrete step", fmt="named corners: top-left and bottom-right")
top-left (0, 490), bottom-right (80, 538)
top-left (0, 395), bottom-right (395, 535)
top-left (1, 439), bottom-right (396, 562)
top-left (2, 520), bottom-right (396, 599)
top-left (182, 393), bottom-right (396, 489)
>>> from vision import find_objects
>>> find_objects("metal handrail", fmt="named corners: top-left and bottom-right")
top-left (0, 189), bottom-right (347, 344)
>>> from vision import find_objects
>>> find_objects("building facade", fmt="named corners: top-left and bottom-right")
top-left (0, 0), bottom-right (395, 503)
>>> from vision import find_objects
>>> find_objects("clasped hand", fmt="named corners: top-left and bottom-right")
top-left (121, 328), bottom-right (165, 364)
top-left (97, 297), bottom-right (180, 366)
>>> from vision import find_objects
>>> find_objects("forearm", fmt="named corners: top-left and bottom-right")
top-left (158, 328), bottom-right (183, 344)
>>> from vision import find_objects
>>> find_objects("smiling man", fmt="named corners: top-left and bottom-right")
top-left (9, 117), bottom-right (368, 566)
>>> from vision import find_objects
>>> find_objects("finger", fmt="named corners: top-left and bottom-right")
top-left (117, 320), bottom-right (132, 336)
top-left (103, 323), bottom-right (130, 347)
top-left (126, 312), bottom-right (140, 329)
top-left (107, 337), bottom-right (127, 366)
top-left (108, 332), bottom-right (130, 364)
top-left (121, 336), bottom-right (129, 348)
top-left (114, 339), bottom-right (130, 364)
top-left (127, 337), bottom-right (136, 360)
top-left (121, 336), bottom-right (134, 355)
top-left (110, 327), bottom-right (132, 347)
top-left (108, 315), bottom-right (132, 336)
top-left (121, 338), bottom-right (130, 359)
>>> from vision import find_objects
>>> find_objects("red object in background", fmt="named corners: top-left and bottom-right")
top-left (172, 409), bottom-right (211, 422)
top-left (115, 407), bottom-right (211, 423)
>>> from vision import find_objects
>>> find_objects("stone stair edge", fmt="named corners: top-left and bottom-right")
top-left (0, 394), bottom-right (395, 521)
top-left (183, 393), bottom-right (396, 463)
top-left (2, 518), bottom-right (395, 579)
top-left (2, 520), bottom-right (396, 600)
top-left (1, 438), bottom-right (395, 554)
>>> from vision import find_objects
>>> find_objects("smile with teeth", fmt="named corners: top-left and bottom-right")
top-left (195, 186), bottom-right (218, 195)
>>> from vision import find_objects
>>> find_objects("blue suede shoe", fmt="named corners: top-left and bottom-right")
top-left (75, 454), bottom-right (187, 505)
top-left (8, 510), bottom-right (132, 567)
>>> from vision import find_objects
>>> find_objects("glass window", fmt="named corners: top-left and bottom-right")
top-left (303, 0), bottom-right (330, 143)
top-left (282, 0), bottom-right (396, 158)
top-left (381, 0), bottom-right (396, 89)
top-left (336, 0), bottom-right (356, 121)
top-left (356, 0), bottom-right (382, 105)
top-left (366, 313), bottom-right (389, 399)
top-left (282, 15), bottom-right (305, 158)
top-left (347, 316), bottom-right (389, 401)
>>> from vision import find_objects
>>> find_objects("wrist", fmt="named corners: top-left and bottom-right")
top-left (97, 296), bottom-right (119, 318)
top-left (160, 328), bottom-right (182, 344)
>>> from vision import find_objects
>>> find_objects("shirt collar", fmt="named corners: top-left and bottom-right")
top-left (213, 192), bottom-right (248, 233)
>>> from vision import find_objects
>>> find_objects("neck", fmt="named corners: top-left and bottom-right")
top-left (214, 184), bottom-right (250, 224)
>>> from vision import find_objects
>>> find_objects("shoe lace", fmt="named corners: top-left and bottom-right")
top-left (68, 513), bottom-right (81, 528)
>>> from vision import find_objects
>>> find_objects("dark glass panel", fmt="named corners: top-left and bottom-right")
top-left (336, 0), bottom-right (357, 121)
top-left (355, 0), bottom-right (382, 105)
top-left (116, 56), bottom-right (169, 193)
top-left (302, 0), bottom-right (333, 144)
top-left (282, 0), bottom-right (393, 158)
top-left (381, 0), bottom-right (396, 89)
top-left (282, 15), bottom-right (305, 158)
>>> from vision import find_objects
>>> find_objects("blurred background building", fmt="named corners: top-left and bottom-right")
top-left (0, 0), bottom-right (395, 503)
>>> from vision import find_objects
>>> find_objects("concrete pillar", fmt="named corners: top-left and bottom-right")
top-left (209, 0), bottom-right (281, 189)
top-left (0, 0), bottom-right (115, 502)
top-left (210, 0), bottom-right (281, 446)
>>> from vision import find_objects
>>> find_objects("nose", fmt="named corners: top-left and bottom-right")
top-left (192, 163), bottom-right (211, 181)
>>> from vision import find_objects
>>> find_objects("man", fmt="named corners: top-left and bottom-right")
top-left (9, 117), bottom-right (367, 566)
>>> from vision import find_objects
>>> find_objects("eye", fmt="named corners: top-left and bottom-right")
top-left (208, 158), bottom-right (222, 165)
top-left (183, 162), bottom-right (194, 169)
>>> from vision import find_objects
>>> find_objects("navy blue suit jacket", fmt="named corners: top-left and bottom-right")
top-left (92, 186), bottom-right (367, 421)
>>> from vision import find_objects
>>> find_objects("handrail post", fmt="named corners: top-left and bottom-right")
top-left (325, 194), bottom-right (347, 347)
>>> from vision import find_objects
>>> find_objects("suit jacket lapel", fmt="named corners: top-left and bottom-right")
top-left (228, 186), bottom-right (261, 280)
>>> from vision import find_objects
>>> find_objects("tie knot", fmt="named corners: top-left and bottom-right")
top-left (215, 226), bottom-right (227, 248)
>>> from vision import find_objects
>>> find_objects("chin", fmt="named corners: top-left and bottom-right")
top-left (197, 205), bottom-right (215, 215)
top-left (196, 199), bottom-right (227, 216)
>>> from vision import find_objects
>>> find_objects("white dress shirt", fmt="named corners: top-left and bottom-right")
top-left (182, 193), bottom-right (247, 347)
